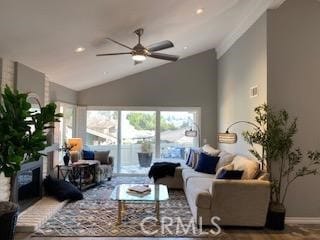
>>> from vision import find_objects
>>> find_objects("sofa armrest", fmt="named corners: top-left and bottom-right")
top-left (107, 156), bottom-right (114, 166)
top-left (210, 179), bottom-right (270, 225)
top-left (211, 179), bottom-right (270, 201)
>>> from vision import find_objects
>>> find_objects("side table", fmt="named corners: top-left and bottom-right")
top-left (57, 160), bottom-right (99, 191)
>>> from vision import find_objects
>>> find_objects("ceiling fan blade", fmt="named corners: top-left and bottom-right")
top-left (149, 52), bottom-right (179, 61)
top-left (147, 40), bottom-right (174, 52)
top-left (96, 52), bottom-right (131, 56)
top-left (106, 37), bottom-right (133, 50)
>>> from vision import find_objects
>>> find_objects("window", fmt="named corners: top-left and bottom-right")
top-left (120, 111), bottom-right (156, 174)
top-left (86, 110), bottom-right (118, 167)
top-left (59, 103), bottom-right (76, 144)
top-left (85, 107), bottom-right (200, 175)
top-left (160, 111), bottom-right (197, 159)
top-left (55, 103), bottom-right (76, 165)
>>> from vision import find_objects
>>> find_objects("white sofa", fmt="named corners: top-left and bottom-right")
top-left (154, 150), bottom-right (271, 227)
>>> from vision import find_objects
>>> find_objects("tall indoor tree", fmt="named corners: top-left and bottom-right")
top-left (243, 104), bottom-right (320, 229)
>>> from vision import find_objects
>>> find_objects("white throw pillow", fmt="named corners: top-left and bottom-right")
top-left (216, 151), bottom-right (235, 171)
top-left (232, 155), bottom-right (260, 180)
top-left (201, 144), bottom-right (221, 156)
top-left (215, 163), bottom-right (234, 177)
top-left (257, 172), bottom-right (270, 181)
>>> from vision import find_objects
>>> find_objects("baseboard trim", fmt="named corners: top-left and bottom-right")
top-left (285, 217), bottom-right (320, 224)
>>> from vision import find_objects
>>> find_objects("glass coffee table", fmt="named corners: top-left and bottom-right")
top-left (110, 184), bottom-right (169, 225)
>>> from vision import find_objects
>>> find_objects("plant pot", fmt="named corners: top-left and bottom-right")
top-left (138, 152), bottom-right (153, 167)
top-left (266, 202), bottom-right (286, 230)
top-left (63, 153), bottom-right (70, 166)
top-left (0, 201), bottom-right (19, 240)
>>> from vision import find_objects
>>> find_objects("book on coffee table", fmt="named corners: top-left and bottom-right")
top-left (127, 185), bottom-right (151, 194)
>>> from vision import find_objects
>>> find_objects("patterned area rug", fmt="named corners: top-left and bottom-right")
top-left (34, 177), bottom-right (226, 238)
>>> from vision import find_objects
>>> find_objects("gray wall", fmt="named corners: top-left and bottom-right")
top-left (49, 82), bottom-right (77, 105)
top-left (267, 0), bottom-right (320, 217)
top-left (15, 62), bottom-right (45, 105)
top-left (78, 50), bottom-right (217, 146)
top-left (217, 13), bottom-right (267, 155)
top-left (0, 58), bottom-right (2, 85)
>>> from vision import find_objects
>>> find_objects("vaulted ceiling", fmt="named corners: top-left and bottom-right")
top-left (0, 0), bottom-right (283, 90)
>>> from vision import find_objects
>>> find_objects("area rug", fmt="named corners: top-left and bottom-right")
top-left (34, 177), bottom-right (227, 238)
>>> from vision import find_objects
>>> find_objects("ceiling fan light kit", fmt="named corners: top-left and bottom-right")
top-left (97, 28), bottom-right (180, 64)
top-left (132, 54), bottom-right (146, 61)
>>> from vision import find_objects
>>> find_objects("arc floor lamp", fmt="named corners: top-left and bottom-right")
top-left (217, 120), bottom-right (266, 170)
top-left (217, 121), bottom-right (259, 144)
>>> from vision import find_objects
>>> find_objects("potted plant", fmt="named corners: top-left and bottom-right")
top-left (243, 104), bottom-right (320, 230)
top-left (0, 86), bottom-right (62, 240)
top-left (138, 139), bottom-right (153, 167)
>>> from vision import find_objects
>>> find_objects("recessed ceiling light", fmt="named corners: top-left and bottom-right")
top-left (183, 46), bottom-right (188, 50)
top-left (103, 71), bottom-right (108, 75)
top-left (196, 8), bottom-right (204, 15)
top-left (75, 47), bottom-right (85, 53)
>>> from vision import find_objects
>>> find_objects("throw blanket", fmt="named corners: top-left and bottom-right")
top-left (148, 162), bottom-right (181, 181)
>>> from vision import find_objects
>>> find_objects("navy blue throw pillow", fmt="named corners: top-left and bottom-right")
top-left (217, 169), bottom-right (244, 180)
top-left (195, 152), bottom-right (220, 174)
top-left (44, 176), bottom-right (83, 201)
top-left (83, 150), bottom-right (95, 160)
top-left (186, 150), bottom-right (193, 166)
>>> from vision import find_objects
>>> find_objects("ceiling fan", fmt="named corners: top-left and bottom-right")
top-left (96, 28), bottom-right (180, 64)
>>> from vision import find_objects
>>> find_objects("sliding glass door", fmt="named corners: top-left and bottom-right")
top-left (160, 111), bottom-right (198, 160)
top-left (86, 110), bottom-right (118, 167)
top-left (85, 107), bottom-right (200, 175)
top-left (120, 111), bottom-right (156, 174)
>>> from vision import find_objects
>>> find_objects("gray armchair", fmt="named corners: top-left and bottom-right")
top-left (93, 151), bottom-right (114, 182)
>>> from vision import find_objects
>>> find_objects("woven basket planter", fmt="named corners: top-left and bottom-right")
top-left (0, 201), bottom-right (19, 240)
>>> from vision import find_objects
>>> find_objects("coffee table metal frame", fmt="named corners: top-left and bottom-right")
top-left (110, 184), bottom-right (169, 225)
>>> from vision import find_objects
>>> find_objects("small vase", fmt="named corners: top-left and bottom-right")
top-left (63, 153), bottom-right (70, 166)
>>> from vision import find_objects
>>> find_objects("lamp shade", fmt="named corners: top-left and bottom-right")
top-left (185, 129), bottom-right (198, 137)
top-left (217, 133), bottom-right (237, 144)
top-left (67, 138), bottom-right (83, 151)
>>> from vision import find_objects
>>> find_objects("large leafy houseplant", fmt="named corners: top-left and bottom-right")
top-left (243, 104), bottom-right (320, 229)
top-left (0, 86), bottom-right (62, 178)
top-left (0, 86), bottom-right (62, 239)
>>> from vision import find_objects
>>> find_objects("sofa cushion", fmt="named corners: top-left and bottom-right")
top-left (232, 155), bottom-right (260, 180)
top-left (186, 177), bottom-right (213, 209)
top-left (191, 151), bottom-right (199, 169)
top-left (216, 163), bottom-right (234, 177)
top-left (195, 152), bottom-right (220, 174)
top-left (256, 171), bottom-right (270, 181)
top-left (201, 144), bottom-right (220, 156)
top-left (182, 168), bottom-right (216, 186)
top-left (83, 150), bottom-right (95, 160)
top-left (217, 169), bottom-right (244, 180)
top-left (186, 149), bottom-right (199, 167)
top-left (94, 151), bottom-right (110, 164)
top-left (216, 151), bottom-right (235, 171)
